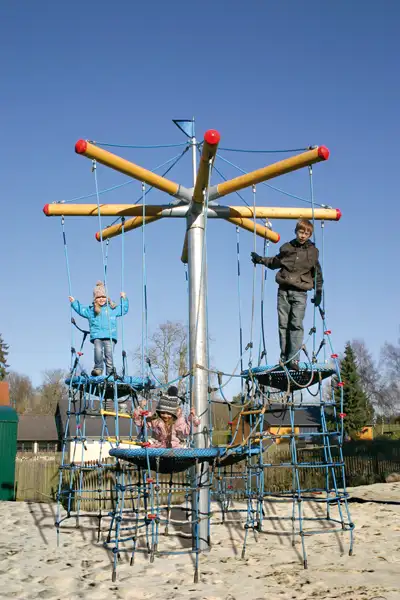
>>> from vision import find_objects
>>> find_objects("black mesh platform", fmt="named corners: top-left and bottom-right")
top-left (242, 362), bottom-right (336, 392)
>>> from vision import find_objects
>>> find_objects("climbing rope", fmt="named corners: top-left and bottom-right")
top-left (120, 218), bottom-right (127, 376)
top-left (248, 185), bottom-right (257, 368)
top-left (93, 160), bottom-right (118, 378)
top-left (91, 140), bottom-right (190, 149)
top-left (258, 229), bottom-right (270, 367)
top-left (141, 183), bottom-right (149, 383)
top-left (60, 216), bottom-right (76, 371)
top-left (218, 145), bottom-right (308, 154)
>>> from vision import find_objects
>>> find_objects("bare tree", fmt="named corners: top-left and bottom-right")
top-left (352, 339), bottom-right (398, 416)
top-left (7, 371), bottom-right (36, 414)
top-left (381, 342), bottom-right (400, 380)
top-left (134, 321), bottom-right (223, 405)
top-left (352, 340), bottom-right (381, 407)
top-left (354, 339), bottom-right (398, 415)
top-left (37, 369), bottom-right (68, 415)
top-left (134, 321), bottom-right (188, 393)
top-left (380, 341), bottom-right (400, 415)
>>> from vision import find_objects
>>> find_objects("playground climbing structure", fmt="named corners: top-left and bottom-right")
top-left (44, 118), bottom-right (353, 581)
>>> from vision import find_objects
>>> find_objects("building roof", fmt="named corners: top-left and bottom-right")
top-left (17, 392), bottom-right (142, 442)
top-left (18, 415), bottom-right (59, 441)
top-left (61, 412), bottom-right (137, 438)
top-left (57, 396), bottom-right (138, 438)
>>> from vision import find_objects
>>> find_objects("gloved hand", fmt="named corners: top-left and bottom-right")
top-left (251, 252), bottom-right (264, 265)
top-left (311, 291), bottom-right (322, 307)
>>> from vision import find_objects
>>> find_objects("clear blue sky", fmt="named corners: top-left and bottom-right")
top-left (1, 1), bottom-right (399, 395)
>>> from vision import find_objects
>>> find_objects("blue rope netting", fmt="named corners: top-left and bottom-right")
top-left (109, 446), bottom-right (223, 473)
top-left (66, 375), bottom-right (154, 389)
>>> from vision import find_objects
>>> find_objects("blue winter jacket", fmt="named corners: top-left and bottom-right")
top-left (71, 297), bottom-right (129, 342)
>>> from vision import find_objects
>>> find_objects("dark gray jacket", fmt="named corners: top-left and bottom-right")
top-left (263, 239), bottom-right (323, 292)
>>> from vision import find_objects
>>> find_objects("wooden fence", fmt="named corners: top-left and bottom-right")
top-left (15, 454), bottom-right (61, 502)
top-left (15, 455), bottom-right (189, 510)
top-left (14, 440), bottom-right (400, 505)
top-left (59, 464), bottom-right (190, 511)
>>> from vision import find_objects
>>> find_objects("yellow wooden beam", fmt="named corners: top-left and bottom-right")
top-left (192, 130), bottom-right (220, 204)
top-left (227, 205), bottom-right (341, 221)
top-left (106, 437), bottom-right (140, 444)
top-left (100, 410), bottom-right (133, 419)
top-left (96, 215), bottom-right (162, 241)
top-left (44, 203), bottom-right (341, 221)
top-left (75, 139), bottom-right (183, 197)
top-left (215, 146), bottom-right (329, 199)
top-left (44, 203), bottom-right (166, 217)
top-left (225, 217), bottom-right (280, 243)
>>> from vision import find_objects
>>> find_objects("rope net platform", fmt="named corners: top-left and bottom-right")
top-left (243, 362), bottom-right (336, 392)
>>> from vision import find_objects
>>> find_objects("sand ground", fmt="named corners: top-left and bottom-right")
top-left (0, 483), bottom-right (399, 600)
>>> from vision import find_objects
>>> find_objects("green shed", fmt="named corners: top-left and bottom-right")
top-left (0, 406), bottom-right (18, 501)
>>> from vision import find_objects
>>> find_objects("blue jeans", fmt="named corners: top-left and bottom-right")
top-left (93, 339), bottom-right (115, 375)
top-left (277, 289), bottom-right (307, 362)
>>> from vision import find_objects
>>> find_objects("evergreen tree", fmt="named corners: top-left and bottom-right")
top-left (335, 342), bottom-right (374, 439)
top-left (0, 335), bottom-right (9, 381)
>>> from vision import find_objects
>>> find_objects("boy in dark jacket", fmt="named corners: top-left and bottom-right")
top-left (251, 219), bottom-right (322, 370)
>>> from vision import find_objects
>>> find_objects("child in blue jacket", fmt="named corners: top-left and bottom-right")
top-left (69, 281), bottom-right (129, 376)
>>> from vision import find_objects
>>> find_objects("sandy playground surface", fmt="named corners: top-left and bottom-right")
top-left (0, 483), bottom-right (399, 600)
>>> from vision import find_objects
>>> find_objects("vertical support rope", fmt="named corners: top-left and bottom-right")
top-left (203, 163), bottom-right (212, 438)
top-left (249, 185), bottom-right (257, 367)
top-left (235, 226), bottom-right (244, 398)
top-left (258, 221), bottom-right (271, 366)
top-left (308, 165), bottom-right (317, 359)
top-left (141, 182), bottom-right (149, 382)
top-left (320, 220), bottom-right (326, 362)
top-left (93, 159), bottom-right (119, 441)
top-left (104, 239), bottom-right (110, 279)
top-left (93, 160), bottom-right (115, 358)
top-left (61, 216), bottom-right (75, 366)
top-left (120, 217), bottom-right (127, 375)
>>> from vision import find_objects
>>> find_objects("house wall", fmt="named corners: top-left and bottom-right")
top-left (67, 439), bottom-right (139, 463)
top-left (0, 382), bottom-right (10, 406)
top-left (17, 441), bottom-right (59, 453)
top-left (230, 417), bottom-right (319, 445)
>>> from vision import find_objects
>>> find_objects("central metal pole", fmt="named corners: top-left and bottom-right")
top-left (188, 125), bottom-right (211, 552)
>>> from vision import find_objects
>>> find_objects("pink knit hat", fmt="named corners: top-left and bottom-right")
top-left (93, 281), bottom-right (106, 300)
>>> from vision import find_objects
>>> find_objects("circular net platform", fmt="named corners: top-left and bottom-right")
top-left (109, 446), bottom-right (223, 473)
top-left (65, 375), bottom-right (154, 399)
top-left (242, 362), bottom-right (336, 392)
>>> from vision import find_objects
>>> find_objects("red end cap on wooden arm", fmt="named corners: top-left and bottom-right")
top-left (75, 139), bottom-right (88, 154)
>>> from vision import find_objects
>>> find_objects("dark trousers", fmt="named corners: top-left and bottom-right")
top-left (277, 288), bottom-right (307, 362)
